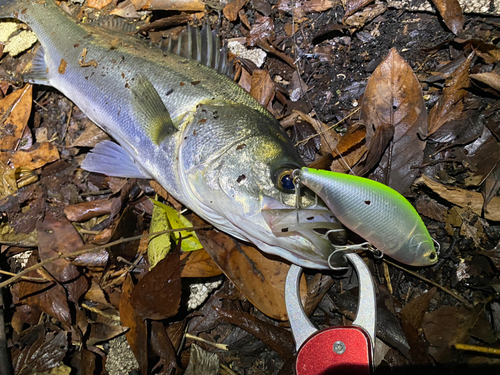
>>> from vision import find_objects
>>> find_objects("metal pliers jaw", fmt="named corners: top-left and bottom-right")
top-left (285, 253), bottom-right (377, 375)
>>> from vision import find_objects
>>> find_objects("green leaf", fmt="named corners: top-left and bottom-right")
top-left (153, 200), bottom-right (203, 252)
top-left (148, 201), bottom-right (172, 269)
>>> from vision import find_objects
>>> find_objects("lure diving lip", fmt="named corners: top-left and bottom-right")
top-left (296, 167), bottom-right (438, 267)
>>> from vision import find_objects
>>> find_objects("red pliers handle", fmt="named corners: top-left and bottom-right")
top-left (285, 253), bottom-right (376, 375)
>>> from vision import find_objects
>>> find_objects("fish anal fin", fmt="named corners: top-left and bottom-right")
top-left (129, 74), bottom-right (177, 145)
top-left (24, 46), bottom-right (49, 84)
top-left (81, 140), bottom-right (152, 179)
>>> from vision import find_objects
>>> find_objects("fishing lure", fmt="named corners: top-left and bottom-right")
top-left (295, 167), bottom-right (438, 267)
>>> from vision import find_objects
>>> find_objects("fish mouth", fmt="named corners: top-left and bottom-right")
top-left (261, 195), bottom-right (347, 268)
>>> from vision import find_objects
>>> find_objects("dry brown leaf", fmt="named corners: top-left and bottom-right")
top-left (223, 0), bottom-right (247, 22)
top-left (0, 142), bottom-right (60, 169)
top-left (422, 305), bottom-right (483, 362)
top-left (288, 70), bottom-right (309, 102)
top-left (87, 0), bottom-right (113, 9)
top-left (247, 15), bottom-right (274, 47)
top-left (131, 248), bottom-right (182, 320)
top-left (334, 123), bottom-right (366, 155)
top-left (18, 254), bottom-right (72, 330)
top-left (238, 67), bottom-right (252, 93)
top-left (417, 174), bottom-right (500, 221)
top-left (131, 0), bottom-right (205, 11)
top-left (355, 48), bottom-right (427, 193)
top-left (109, 0), bottom-right (140, 17)
top-left (343, 1), bottom-right (387, 28)
top-left (0, 85), bottom-right (32, 151)
top-left (400, 288), bottom-right (437, 364)
top-left (250, 69), bottom-right (275, 107)
top-left (150, 321), bottom-right (179, 372)
top-left (11, 326), bottom-right (68, 375)
top-left (119, 274), bottom-right (148, 375)
top-left (195, 227), bottom-right (307, 321)
top-left (180, 249), bottom-right (222, 278)
top-left (330, 123), bottom-right (367, 172)
top-left (296, 110), bottom-right (340, 156)
top-left (345, 0), bottom-right (375, 17)
top-left (428, 52), bottom-right (473, 135)
top-left (429, 0), bottom-right (464, 34)
top-left (470, 72), bottom-right (500, 94)
top-left (71, 121), bottom-right (109, 147)
top-left (37, 214), bottom-right (89, 304)
top-left (64, 198), bottom-right (121, 222)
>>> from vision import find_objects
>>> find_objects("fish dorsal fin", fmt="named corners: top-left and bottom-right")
top-left (81, 140), bottom-right (152, 179)
top-left (129, 74), bottom-right (177, 145)
top-left (160, 24), bottom-right (233, 77)
top-left (88, 17), bottom-right (139, 35)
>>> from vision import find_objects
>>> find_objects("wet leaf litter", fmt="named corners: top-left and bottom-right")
top-left (0, 0), bottom-right (499, 374)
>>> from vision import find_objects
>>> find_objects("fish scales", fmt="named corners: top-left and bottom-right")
top-left (0, 0), bottom-right (345, 269)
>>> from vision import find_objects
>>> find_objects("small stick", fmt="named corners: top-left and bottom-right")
top-left (185, 333), bottom-right (228, 351)
top-left (0, 276), bottom-right (13, 375)
top-left (454, 343), bottom-right (500, 355)
top-left (383, 259), bottom-right (471, 307)
top-left (81, 302), bottom-right (121, 321)
top-left (219, 363), bottom-right (238, 375)
top-left (0, 270), bottom-right (48, 283)
top-left (382, 262), bottom-right (393, 294)
top-left (0, 225), bottom-right (212, 289)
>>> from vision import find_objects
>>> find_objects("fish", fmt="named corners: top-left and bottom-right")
top-left (0, 0), bottom-right (346, 269)
top-left (297, 167), bottom-right (438, 266)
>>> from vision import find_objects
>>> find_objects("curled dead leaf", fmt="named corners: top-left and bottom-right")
top-left (429, 0), bottom-right (464, 34)
top-left (428, 52), bottom-right (473, 135)
top-left (223, 0), bottom-right (247, 22)
top-left (417, 174), bottom-right (500, 221)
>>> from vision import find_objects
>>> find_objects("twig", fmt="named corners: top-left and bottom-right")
top-left (0, 276), bottom-right (14, 375)
top-left (219, 363), bottom-right (238, 375)
top-left (383, 259), bottom-right (471, 307)
top-left (81, 302), bottom-right (121, 321)
top-left (0, 225), bottom-right (212, 289)
top-left (454, 343), bottom-right (500, 355)
top-left (185, 333), bottom-right (228, 351)
top-left (0, 270), bottom-right (48, 283)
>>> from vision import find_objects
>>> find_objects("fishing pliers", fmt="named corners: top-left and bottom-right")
top-left (285, 253), bottom-right (377, 375)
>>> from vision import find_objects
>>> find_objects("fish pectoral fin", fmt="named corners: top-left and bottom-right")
top-left (24, 46), bottom-right (50, 84)
top-left (81, 140), bottom-right (152, 179)
top-left (130, 74), bottom-right (177, 145)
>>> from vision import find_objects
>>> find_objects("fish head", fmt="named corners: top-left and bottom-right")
top-left (399, 233), bottom-right (439, 266)
top-left (179, 103), bottom-right (345, 269)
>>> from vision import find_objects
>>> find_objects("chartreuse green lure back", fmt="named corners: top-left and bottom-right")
top-left (298, 168), bottom-right (438, 266)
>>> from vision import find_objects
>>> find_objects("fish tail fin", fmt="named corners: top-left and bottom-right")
top-left (0, 0), bottom-right (18, 18)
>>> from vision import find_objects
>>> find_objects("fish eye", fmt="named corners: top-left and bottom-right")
top-left (280, 172), bottom-right (295, 191)
top-left (272, 166), bottom-right (299, 193)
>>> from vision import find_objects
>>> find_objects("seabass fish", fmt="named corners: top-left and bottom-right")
top-left (0, 0), bottom-right (344, 269)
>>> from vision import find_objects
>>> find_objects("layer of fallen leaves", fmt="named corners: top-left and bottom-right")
top-left (1, 0), bottom-right (500, 374)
